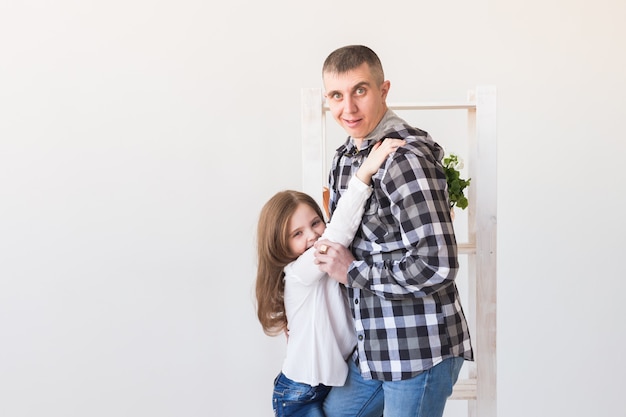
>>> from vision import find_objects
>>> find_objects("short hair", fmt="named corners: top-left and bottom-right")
top-left (322, 45), bottom-right (385, 85)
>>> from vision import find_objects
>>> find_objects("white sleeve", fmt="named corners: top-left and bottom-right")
top-left (284, 176), bottom-right (372, 285)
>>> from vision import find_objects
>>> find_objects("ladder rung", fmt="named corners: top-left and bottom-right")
top-left (450, 378), bottom-right (477, 400)
top-left (458, 243), bottom-right (476, 254)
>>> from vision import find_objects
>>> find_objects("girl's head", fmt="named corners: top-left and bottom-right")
top-left (255, 190), bottom-right (326, 336)
top-left (258, 190), bottom-right (326, 261)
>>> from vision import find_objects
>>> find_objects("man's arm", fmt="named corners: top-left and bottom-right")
top-left (318, 151), bottom-right (458, 299)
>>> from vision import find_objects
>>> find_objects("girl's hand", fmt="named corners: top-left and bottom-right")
top-left (356, 138), bottom-right (406, 184)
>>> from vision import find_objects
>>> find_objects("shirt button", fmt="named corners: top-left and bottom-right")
top-left (354, 298), bottom-right (359, 304)
top-left (358, 335), bottom-right (364, 341)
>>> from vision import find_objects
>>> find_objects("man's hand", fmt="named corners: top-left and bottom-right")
top-left (313, 239), bottom-right (355, 285)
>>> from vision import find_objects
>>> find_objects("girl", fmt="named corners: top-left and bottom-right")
top-left (255, 138), bottom-right (405, 417)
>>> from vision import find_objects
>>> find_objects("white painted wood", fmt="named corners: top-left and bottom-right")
top-left (473, 85), bottom-right (497, 417)
top-left (451, 379), bottom-right (478, 400)
top-left (460, 89), bottom-right (479, 407)
top-left (458, 243), bottom-right (476, 254)
top-left (301, 86), bottom-right (497, 417)
top-left (301, 88), bottom-right (325, 212)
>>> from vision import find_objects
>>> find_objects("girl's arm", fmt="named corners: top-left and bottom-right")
top-left (285, 139), bottom-right (405, 285)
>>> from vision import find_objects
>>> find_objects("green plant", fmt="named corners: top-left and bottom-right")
top-left (443, 154), bottom-right (471, 210)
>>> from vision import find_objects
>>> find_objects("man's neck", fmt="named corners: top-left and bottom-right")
top-left (352, 107), bottom-right (389, 149)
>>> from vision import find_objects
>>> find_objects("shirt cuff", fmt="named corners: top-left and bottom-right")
top-left (346, 260), bottom-right (361, 287)
top-left (347, 175), bottom-right (371, 192)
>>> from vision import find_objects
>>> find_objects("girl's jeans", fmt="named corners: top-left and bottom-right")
top-left (272, 372), bottom-right (331, 417)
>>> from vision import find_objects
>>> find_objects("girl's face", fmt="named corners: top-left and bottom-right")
top-left (287, 203), bottom-right (326, 257)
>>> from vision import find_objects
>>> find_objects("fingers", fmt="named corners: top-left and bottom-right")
top-left (371, 138), bottom-right (406, 157)
top-left (315, 239), bottom-right (333, 255)
top-left (382, 138), bottom-right (406, 151)
top-left (314, 241), bottom-right (331, 267)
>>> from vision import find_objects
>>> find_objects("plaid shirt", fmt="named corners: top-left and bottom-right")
top-left (328, 110), bottom-right (474, 381)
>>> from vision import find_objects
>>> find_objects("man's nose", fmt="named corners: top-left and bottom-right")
top-left (343, 95), bottom-right (357, 113)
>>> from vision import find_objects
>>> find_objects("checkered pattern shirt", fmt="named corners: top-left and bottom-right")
top-left (328, 110), bottom-right (474, 381)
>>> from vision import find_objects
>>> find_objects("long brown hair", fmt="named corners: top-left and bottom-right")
top-left (255, 190), bottom-right (325, 336)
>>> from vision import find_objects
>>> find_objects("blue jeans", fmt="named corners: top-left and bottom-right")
top-left (273, 372), bottom-right (331, 417)
top-left (323, 356), bottom-right (465, 417)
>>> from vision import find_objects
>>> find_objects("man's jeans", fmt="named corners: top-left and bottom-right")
top-left (323, 356), bottom-right (464, 417)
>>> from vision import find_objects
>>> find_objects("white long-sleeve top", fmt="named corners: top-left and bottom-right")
top-left (281, 176), bottom-right (372, 386)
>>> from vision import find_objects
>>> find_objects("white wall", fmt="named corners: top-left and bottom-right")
top-left (1, 1), bottom-right (625, 416)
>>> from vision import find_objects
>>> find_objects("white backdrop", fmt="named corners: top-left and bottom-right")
top-left (1, 1), bottom-right (625, 416)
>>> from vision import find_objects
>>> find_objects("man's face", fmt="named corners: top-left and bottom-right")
top-left (323, 62), bottom-right (390, 141)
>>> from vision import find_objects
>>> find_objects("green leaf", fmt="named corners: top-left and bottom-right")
top-left (444, 153), bottom-right (470, 211)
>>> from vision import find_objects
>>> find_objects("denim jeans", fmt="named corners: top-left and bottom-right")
top-left (323, 356), bottom-right (465, 417)
top-left (273, 372), bottom-right (331, 417)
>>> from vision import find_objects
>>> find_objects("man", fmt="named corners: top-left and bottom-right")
top-left (313, 45), bottom-right (474, 417)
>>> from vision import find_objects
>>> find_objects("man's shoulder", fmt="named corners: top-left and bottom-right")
top-left (384, 123), bottom-right (429, 140)
top-left (379, 110), bottom-right (428, 140)
top-left (383, 125), bottom-right (443, 162)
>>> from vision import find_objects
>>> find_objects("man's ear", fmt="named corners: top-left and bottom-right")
top-left (380, 80), bottom-right (391, 100)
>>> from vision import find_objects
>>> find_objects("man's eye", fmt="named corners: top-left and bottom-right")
top-left (356, 87), bottom-right (365, 95)
top-left (332, 93), bottom-right (342, 100)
